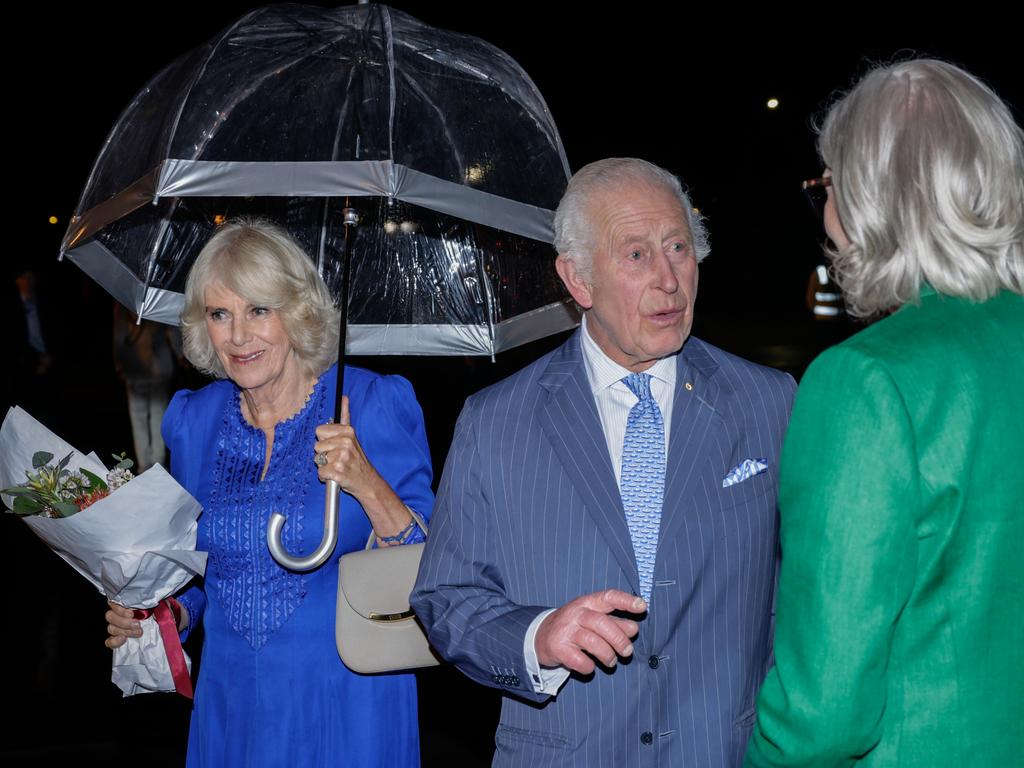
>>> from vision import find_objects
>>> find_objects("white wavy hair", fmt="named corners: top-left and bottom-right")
top-left (553, 158), bottom-right (710, 280)
top-left (819, 58), bottom-right (1024, 316)
top-left (180, 219), bottom-right (340, 379)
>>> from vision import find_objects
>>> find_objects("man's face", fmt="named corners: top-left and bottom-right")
top-left (557, 181), bottom-right (699, 372)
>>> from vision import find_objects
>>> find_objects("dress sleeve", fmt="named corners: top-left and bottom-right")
top-left (358, 374), bottom-right (434, 534)
top-left (161, 388), bottom-right (208, 640)
top-left (175, 587), bottom-right (206, 643)
top-left (161, 389), bottom-right (194, 490)
top-left (745, 345), bottom-right (919, 766)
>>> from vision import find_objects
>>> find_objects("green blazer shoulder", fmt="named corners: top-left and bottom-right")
top-left (746, 289), bottom-right (1024, 767)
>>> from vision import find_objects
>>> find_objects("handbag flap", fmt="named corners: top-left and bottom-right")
top-left (337, 542), bottom-right (424, 619)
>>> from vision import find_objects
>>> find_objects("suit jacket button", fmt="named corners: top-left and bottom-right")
top-left (640, 731), bottom-right (654, 745)
top-left (648, 655), bottom-right (660, 669)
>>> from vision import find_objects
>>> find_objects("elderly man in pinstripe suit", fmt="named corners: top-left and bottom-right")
top-left (413, 158), bottom-right (795, 767)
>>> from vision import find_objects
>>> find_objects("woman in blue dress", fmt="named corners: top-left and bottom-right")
top-left (106, 220), bottom-right (433, 766)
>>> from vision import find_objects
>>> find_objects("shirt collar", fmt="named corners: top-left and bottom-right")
top-left (580, 314), bottom-right (677, 395)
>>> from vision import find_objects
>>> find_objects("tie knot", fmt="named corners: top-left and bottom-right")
top-left (622, 372), bottom-right (654, 403)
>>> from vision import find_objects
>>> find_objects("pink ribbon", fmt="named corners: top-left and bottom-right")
top-left (133, 599), bottom-right (194, 699)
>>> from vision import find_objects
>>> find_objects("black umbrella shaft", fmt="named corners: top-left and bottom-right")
top-left (335, 210), bottom-right (357, 423)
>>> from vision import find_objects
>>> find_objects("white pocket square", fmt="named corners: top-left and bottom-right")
top-left (722, 458), bottom-right (769, 488)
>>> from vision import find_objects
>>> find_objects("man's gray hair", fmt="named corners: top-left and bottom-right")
top-left (553, 158), bottom-right (710, 280)
top-left (820, 58), bottom-right (1024, 316)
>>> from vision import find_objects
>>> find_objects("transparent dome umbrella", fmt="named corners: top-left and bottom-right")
top-left (61, 3), bottom-right (575, 570)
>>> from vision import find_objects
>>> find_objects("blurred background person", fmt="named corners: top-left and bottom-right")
top-left (113, 304), bottom-right (183, 471)
top-left (9, 267), bottom-right (60, 424)
top-left (16, 268), bottom-right (53, 377)
top-left (746, 59), bottom-right (1023, 766)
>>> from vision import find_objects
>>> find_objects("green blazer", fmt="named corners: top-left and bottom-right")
top-left (746, 288), bottom-right (1024, 767)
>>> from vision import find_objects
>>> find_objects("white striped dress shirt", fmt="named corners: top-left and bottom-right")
top-left (578, 314), bottom-right (676, 483)
top-left (524, 316), bottom-right (677, 694)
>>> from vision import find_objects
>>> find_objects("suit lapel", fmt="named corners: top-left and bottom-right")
top-left (538, 334), bottom-right (640, 593)
top-left (659, 338), bottom-right (727, 548)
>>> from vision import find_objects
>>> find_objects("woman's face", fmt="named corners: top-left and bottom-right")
top-left (823, 169), bottom-right (851, 250)
top-left (203, 282), bottom-right (301, 397)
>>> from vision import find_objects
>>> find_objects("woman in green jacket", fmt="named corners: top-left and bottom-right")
top-left (746, 59), bottom-right (1023, 767)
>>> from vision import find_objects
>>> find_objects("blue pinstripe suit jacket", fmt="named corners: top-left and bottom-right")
top-left (412, 332), bottom-right (795, 767)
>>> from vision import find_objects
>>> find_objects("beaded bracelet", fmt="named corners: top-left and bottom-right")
top-left (378, 518), bottom-right (418, 544)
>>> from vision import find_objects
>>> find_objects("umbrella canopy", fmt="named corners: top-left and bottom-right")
top-left (62, 2), bottom-right (577, 356)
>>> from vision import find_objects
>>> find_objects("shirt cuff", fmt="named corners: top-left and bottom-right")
top-left (523, 608), bottom-right (571, 695)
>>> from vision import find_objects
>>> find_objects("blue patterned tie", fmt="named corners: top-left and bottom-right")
top-left (620, 372), bottom-right (665, 605)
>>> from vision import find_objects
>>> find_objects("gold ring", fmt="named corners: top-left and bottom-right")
top-left (315, 451), bottom-right (329, 467)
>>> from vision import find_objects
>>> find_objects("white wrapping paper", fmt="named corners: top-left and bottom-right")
top-left (111, 613), bottom-right (194, 695)
top-left (1, 406), bottom-right (207, 695)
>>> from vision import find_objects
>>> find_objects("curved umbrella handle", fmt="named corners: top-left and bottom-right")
top-left (269, 204), bottom-right (355, 572)
top-left (267, 479), bottom-right (340, 571)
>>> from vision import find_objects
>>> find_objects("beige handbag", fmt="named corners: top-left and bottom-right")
top-left (335, 517), bottom-right (441, 673)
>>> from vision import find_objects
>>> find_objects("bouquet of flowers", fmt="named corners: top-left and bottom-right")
top-left (4, 448), bottom-right (136, 518)
top-left (0, 406), bottom-right (206, 697)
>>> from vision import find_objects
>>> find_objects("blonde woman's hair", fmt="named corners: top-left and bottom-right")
top-left (181, 219), bottom-right (340, 379)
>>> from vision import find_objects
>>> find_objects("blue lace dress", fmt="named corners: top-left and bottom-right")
top-left (163, 364), bottom-right (433, 767)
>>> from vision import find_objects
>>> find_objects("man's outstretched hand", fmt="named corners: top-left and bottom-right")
top-left (535, 589), bottom-right (646, 674)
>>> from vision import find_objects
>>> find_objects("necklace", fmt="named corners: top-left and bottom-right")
top-left (240, 376), bottom-right (317, 429)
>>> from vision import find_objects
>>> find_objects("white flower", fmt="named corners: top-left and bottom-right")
top-left (106, 467), bottom-right (134, 491)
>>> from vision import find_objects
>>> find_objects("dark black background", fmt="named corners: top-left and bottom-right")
top-left (4, 3), bottom-right (1017, 764)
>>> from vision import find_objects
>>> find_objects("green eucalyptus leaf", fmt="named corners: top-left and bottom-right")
top-left (55, 502), bottom-right (80, 518)
top-left (32, 451), bottom-right (54, 469)
top-left (112, 453), bottom-right (135, 471)
top-left (57, 452), bottom-right (73, 472)
top-left (13, 496), bottom-right (42, 515)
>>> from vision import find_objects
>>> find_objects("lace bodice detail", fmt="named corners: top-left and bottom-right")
top-left (199, 379), bottom-right (329, 649)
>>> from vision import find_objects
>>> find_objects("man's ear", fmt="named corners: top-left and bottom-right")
top-left (555, 255), bottom-right (593, 310)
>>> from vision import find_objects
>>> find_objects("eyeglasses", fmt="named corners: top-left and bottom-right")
top-left (802, 175), bottom-right (832, 218)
